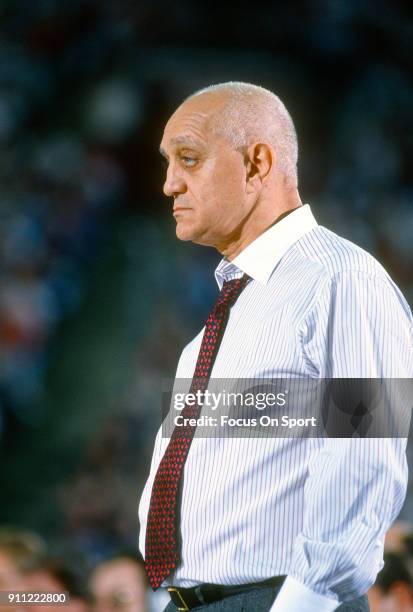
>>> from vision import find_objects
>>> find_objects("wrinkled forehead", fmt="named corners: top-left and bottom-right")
top-left (161, 94), bottom-right (227, 151)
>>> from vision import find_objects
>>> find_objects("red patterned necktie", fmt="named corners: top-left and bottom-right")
top-left (145, 274), bottom-right (250, 589)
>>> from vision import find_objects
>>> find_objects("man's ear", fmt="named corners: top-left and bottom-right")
top-left (245, 143), bottom-right (273, 193)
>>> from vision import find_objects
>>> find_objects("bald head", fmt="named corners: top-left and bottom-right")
top-left (185, 82), bottom-right (298, 184)
top-left (160, 81), bottom-right (302, 258)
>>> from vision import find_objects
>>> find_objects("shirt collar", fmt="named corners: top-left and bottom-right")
top-left (214, 204), bottom-right (318, 288)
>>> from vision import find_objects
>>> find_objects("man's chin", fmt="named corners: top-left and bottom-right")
top-left (175, 221), bottom-right (212, 246)
top-left (175, 222), bottom-right (198, 242)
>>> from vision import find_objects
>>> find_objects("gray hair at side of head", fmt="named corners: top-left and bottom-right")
top-left (186, 82), bottom-right (298, 183)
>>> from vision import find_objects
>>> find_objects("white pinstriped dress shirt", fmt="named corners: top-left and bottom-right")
top-left (139, 205), bottom-right (413, 611)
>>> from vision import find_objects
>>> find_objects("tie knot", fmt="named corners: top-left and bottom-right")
top-left (214, 274), bottom-right (250, 313)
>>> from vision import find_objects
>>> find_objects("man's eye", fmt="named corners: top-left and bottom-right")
top-left (181, 156), bottom-right (197, 167)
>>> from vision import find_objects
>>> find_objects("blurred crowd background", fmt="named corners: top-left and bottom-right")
top-left (0, 0), bottom-right (412, 610)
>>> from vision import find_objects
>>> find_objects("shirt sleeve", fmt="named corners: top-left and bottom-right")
top-left (271, 270), bottom-right (413, 611)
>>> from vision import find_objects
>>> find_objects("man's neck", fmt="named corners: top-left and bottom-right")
top-left (219, 204), bottom-right (303, 261)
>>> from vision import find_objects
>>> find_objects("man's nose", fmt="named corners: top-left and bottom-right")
top-left (163, 163), bottom-right (186, 197)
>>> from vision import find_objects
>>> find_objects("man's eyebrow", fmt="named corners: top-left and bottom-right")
top-left (160, 136), bottom-right (205, 157)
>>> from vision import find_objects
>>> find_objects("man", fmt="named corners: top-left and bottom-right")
top-left (138, 82), bottom-right (413, 611)
top-left (23, 555), bottom-right (91, 612)
top-left (89, 552), bottom-right (149, 612)
top-left (0, 527), bottom-right (45, 612)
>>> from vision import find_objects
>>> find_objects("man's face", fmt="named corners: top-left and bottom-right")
top-left (22, 570), bottom-right (89, 612)
top-left (0, 551), bottom-right (25, 612)
top-left (160, 94), bottom-right (252, 248)
top-left (89, 558), bottom-right (147, 612)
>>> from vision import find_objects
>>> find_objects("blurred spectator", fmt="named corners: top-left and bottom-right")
top-left (23, 555), bottom-right (91, 612)
top-left (89, 552), bottom-right (149, 612)
top-left (0, 527), bottom-right (46, 612)
top-left (369, 552), bottom-right (413, 612)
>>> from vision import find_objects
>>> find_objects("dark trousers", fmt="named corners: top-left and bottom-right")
top-left (163, 584), bottom-right (370, 611)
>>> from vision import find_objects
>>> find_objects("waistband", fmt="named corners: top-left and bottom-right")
top-left (166, 576), bottom-right (286, 610)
